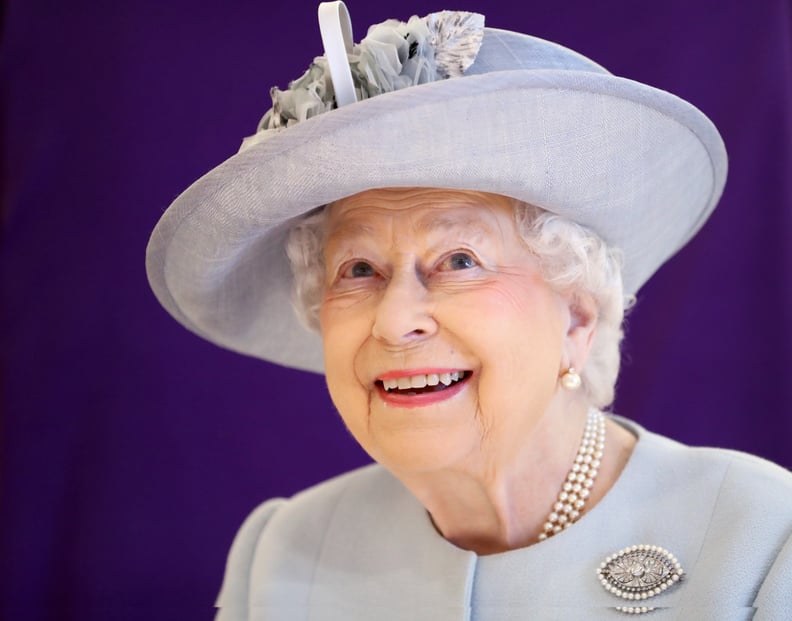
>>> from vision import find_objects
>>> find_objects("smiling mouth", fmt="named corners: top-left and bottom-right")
top-left (376, 371), bottom-right (472, 396)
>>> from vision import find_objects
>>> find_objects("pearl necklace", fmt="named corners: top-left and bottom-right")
top-left (538, 408), bottom-right (606, 541)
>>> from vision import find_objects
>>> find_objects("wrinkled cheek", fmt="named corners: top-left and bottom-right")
top-left (474, 360), bottom-right (558, 440)
top-left (321, 335), bottom-right (371, 441)
top-left (324, 367), bottom-right (369, 437)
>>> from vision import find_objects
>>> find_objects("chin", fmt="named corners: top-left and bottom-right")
top-left (365, 424), bottom-right (482, 475)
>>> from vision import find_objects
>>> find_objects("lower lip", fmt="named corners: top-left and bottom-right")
top-left (375, 375), bottom-right (470, 408)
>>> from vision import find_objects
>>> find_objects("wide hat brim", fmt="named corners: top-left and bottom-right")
top-left (146, 27), bottom-right (727, 374)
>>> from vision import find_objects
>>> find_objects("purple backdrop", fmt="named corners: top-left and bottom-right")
top-left (1, 1), bottom-right (790, 619)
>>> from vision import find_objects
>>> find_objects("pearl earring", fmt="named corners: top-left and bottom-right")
top-left (560, 367), bottom-right (582, 390)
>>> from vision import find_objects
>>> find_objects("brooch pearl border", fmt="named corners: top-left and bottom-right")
top-left (597, 544), bottom-right (684, 602)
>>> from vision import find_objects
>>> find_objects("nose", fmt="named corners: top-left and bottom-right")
top-left (371, 269), bottom-right (437, 346)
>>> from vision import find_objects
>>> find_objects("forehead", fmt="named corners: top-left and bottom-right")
top-left (325, 188), bottom-right (517, 238)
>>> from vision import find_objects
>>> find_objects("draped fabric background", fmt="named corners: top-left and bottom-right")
top-left (1, 0), bottom-right (790, 619)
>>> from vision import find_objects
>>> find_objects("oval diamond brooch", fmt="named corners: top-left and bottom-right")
top-left (597, 544), bottom-right (684, 605)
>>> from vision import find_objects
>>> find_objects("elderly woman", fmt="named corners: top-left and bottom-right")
top-left (146, 3), bottom-right (792, 619)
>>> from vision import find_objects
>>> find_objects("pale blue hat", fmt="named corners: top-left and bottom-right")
top-left (146, 2), bottom-right (727, 372)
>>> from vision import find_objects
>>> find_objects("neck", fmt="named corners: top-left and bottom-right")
top-left (393, 403), bottom-right (635, 555)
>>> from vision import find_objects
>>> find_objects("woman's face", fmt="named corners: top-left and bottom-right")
top-left (320, 188), bottom-right (587, 475)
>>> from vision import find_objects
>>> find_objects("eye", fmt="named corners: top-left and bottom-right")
top-left (342, 260), bottom-right (376, 278)
top-left (440, 252), bottom-right (478, 271)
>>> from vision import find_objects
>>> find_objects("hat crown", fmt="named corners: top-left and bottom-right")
top-left (251, 11), bottom-right (608, 143)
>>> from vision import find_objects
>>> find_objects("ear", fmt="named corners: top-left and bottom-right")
top-left (562, 290), bottom-right (598, 370)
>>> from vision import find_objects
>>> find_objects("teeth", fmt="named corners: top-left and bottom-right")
top-left (412, 375), bottom-right (428, 388)
top-left (381, 372), bottom-right (466, 391)
top-left (397, 377), bottom-right (412, 389)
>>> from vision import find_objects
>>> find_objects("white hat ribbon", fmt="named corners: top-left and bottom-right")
top-left (318, 1), bottom-right (357, 107)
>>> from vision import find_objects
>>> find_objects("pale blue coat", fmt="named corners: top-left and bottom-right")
top-left (215, 420), bottom-right (792, 620)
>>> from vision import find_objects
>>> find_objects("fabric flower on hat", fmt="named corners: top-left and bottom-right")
top-left (245, 11), bottom-right (484, 147)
